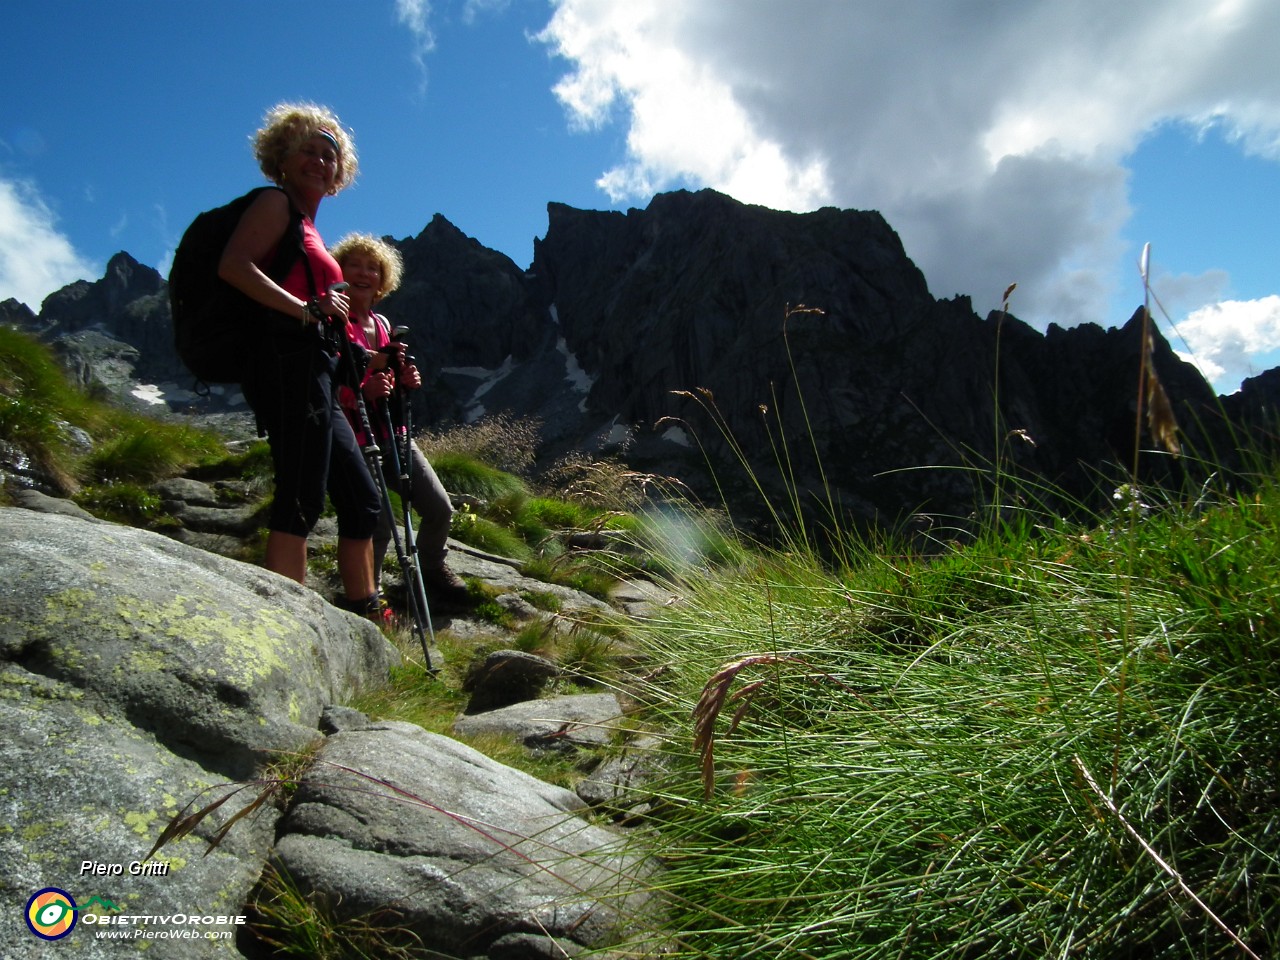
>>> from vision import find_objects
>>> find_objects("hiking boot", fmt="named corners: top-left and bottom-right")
top-left (336, 592), bottom-right (390, 624)
top-left (421, 565), bottom-right (471, 604)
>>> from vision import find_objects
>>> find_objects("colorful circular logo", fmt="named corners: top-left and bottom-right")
top-left (26, 887), bottom-right (78, 941)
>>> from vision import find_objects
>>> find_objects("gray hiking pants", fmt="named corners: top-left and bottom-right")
top-left (374, 440), bottom-right (452, 582)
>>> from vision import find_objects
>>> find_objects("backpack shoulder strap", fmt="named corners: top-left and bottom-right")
top-left (253, 187), bottom-right (309, 292)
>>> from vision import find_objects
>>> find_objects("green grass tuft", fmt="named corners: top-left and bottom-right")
top-left (610, 471), bottom-right (1280, 959)
top-left (0, 327), bottom-right (230, 494)
top-left (429, 451), bottom-right (529, 502)
top-left (72, 483), bottom-right (164, 524)
top-left (450, 507), bottom-right (532, 559)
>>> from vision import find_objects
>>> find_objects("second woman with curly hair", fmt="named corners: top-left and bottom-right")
top-left (331, 232), bottom-right (469, 613)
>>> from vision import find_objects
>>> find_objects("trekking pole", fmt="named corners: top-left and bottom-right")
top-left (371, 404), bottom-right (437, 674)
top-left (395, 336), bottom-right (427, 614)
top-left (327, 293), bottom-right (436, 672)
top-left (377, 327), bottom-right (435, 649)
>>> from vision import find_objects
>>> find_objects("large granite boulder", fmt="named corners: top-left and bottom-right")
top-left (0, 506), bottom-right (397, 956)
top-left (0, 504), bottom-right (663, 958)
top-left (0, 507), bottom-right (397, 781)
top-left (274, 719), bottom-right (658, 958)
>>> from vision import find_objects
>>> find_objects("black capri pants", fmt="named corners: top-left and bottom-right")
top-left (242, 334), bottom-right (381, 540)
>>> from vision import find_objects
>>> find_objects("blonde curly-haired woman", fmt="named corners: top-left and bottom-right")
top-left (217, 102), bottom-right (382, 619)
top-left (331, 232), bottom-right (469, 613)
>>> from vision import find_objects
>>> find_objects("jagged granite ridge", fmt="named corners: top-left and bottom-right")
top-left (8, 188), bottom-right (1279, 535)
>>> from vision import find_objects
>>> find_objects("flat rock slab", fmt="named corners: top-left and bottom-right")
top-left (275, 720), bottom-right (657, 957)
top-left (576, 735), bottom-right (671, 815)
top-left (0, 665), bottom-right (275, 958)
top-left (453, 692), bottom-right (626, 751)
top-left (446, 543), bottom-right (612, 618)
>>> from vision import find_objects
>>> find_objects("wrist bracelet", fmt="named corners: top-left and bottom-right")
top-left (305, 298), bottom-right (325, 323)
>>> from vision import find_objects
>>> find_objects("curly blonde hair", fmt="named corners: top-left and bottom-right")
top-left (252, 101), bottom-right (359, 194)
top-left (330, 232), bottom-right (404, 302)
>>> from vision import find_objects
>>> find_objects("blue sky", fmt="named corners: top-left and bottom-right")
top-left (3, 0), bottom-right (1280, 395)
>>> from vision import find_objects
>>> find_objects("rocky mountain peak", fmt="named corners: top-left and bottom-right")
top-left (41, 251), bottom-right (164, 326)
top-left (11, 189), bottom-right (1280, 536)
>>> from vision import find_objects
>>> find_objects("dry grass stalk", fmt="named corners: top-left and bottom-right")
top-left (1074, 755), bottom-right (1260, 960)
top-left (417, 413), bottom-right (543, 475)
top-left (692, 654), bottom-right (805, 799)
top-left (1144, 318), bottom-right (1181, 456)
top-left (145, 780), bottom-right (281, 860)
top-left (541, 450), bottom-right (685, 510)
top-left (1138, 245), bottom-right (1180, 458)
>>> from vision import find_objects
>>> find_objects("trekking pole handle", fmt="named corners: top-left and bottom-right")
top-left (377, 342), bottom-right (405, 373)
top-left (324, 281), bottom-right (350, 316)
top-left (308, 282), bottom-right (351, 329)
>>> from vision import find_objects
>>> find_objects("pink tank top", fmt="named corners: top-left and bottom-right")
top-left (276, 218), bottom-right (343, 300)
top-left (338, 313), bottom-right (393, 446)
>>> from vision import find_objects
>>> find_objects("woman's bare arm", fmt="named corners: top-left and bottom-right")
top-left (218, 189), bottom-right (310, 322)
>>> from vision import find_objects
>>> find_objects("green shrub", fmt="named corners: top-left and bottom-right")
top-left (416, 413), bottom-right (541, 475)
top-left (430, 451), bottom-right (528, 502)
top-left (73, 483), bottom-right (163, 523)
top-left (449, 508), bottom-right (531, 560)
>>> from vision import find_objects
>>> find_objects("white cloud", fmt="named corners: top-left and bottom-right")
top-left (1172, 296), bottom-right (1280, 393)
top-left (1147, 267), bottom-right (1231, 320)
top-left (395, 0), bottom-right (437, 85)
top-left (462, 0), bottom-right (510, 25)
top-left (538, 0), bottom-right (1280, 350)
top-left (0, 178), bottom-right (98, 312)
top-left (1139, 265), bottom-right (1276, 392)
top-left (540, 1), bottom-right (831, 212)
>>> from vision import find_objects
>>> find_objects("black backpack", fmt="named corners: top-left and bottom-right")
top-left (168, 186), bottom-right (304, 384)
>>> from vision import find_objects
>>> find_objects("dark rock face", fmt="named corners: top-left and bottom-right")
top-left (463, 649), bottom-right (561, 714)
top-left (389, 214), bottom-right (542, 369)
top-left (521, 190), bottom-right (1267, 532)
top-left (37, 252), bottom-right (176, 383)
top-left (378, 214), bottom-right (592, 448)
top-left (15, 189), bottom-right (1280, 537)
